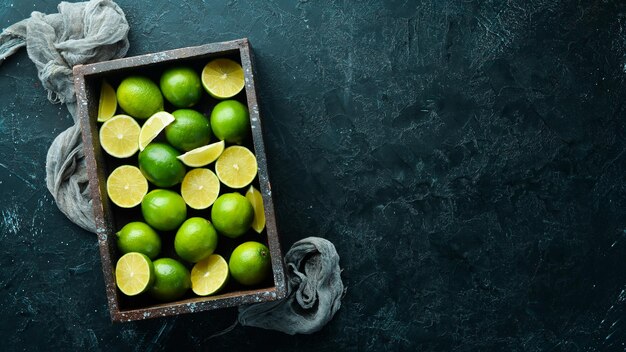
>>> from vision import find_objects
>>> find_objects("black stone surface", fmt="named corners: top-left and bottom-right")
top-left (1, 0), bottom-right (626, 351)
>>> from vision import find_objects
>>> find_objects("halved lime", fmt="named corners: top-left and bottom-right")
top-left (99, 115), bottom-right (140, 158)
top-left (106, 165), bottom-right (148, 208)
top-left (201, 58), bottom-right (245, 99)
top-left (115, 252), bottom-right (155, 296)
top-left (191, 254), bottom-right (229, 296)
top-left (180, 168), bottom-right (220, 210)
top-left (215, 146), bottom-right (258, 189)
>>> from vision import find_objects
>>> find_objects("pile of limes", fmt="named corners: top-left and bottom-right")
top-left (97, 58), bottom-right (272, 302)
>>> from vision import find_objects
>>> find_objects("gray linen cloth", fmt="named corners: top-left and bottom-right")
top-left (0, 0), bottom-right (130, 232)
top-left (0, 0), bottom-right (343, 335)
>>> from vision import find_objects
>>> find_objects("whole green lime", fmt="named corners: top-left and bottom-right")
top-left (116, 76), bottom-right (164, 119)
top-left (149, 258), bottom-right (191, 301)
top-left (174, 217), bottom-right (218, 263)
top-left (165, 109), bottom-right (211, 151)
top-left (210, 192), bottom-right (253, 238)
top-left (138, 143), bottom-right (186, 187)
top-left (229, 241), bottom-right (271, 286)
top-left (210, 100), bottom-right (249, 144)
top-left (141, 189), bottom-right (187, 231)
top-left (160, 66), bottom-right (202, 108)
top-left (116, 222), bottom-right (161, 259)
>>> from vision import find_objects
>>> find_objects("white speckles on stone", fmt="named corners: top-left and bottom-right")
top-left (1, 208), bottom-right (21, 235)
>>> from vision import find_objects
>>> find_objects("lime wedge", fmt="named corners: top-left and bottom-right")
top-left (97, 80), bottom-right (117, 122)
top-left (245, 185), bottom-right (266, 233)
top-left (139, 111), bottom-right (175, 151)
top-left (176, 140), bottom-right (225, 167)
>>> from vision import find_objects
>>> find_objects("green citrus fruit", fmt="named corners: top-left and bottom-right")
top-left (210, 193), bottom-right (253, 238)
top-left (115, 252), bottom-right (155, 296)
top-left (191, 254), bottom-right (229, 296)
top-left (229, 241), bottom-right (271, 286)
top-left (116, 222), bottom-right (161, 259)
top-left (201, 58), bottom-right (245, 99)
top-left (160, 66), bottom-right (202, 108)
top-left (106, 165), bottom-right (148, 208)
top-left (138, 143), bottom-right (186, 187)
top-left (174, 217), bottom-right (218, 263)
top-left (180, 168), bottom-right (220, 210)
top-left (165, 109), bottom-right (211, 151)
top-left (116, 76), bottom-right (164, 119)
top-left (214, 146), bottom-right (257, 189)
top-left (98, 115), bottom-right (140, 158)
top-left (149, 258), bottom-right (191, 301)
top-left (210, 100), bottom-right (249, 144)
top-left (141, 189), bottom-right (187, 231)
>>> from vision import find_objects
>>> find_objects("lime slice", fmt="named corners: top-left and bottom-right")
top-left (115, 252), bottom-right (155, 296)
top-left (201, 58), bottom-right (245, 99)
top-left (177, 140), bottom-right (225, 167)
top-left (215, 146), bottom-right (258, 189)
top-left (181, 168), bottom-right (220, 210)
top-left (191, 254), bottom-right (229, 296)
top-left (106, 165), bottom-right (148, 208)
top-left (139, 111), bottom-right (175, 151)
top-left (245, 185), bottom-right (265, 233)
top-left (97, 80), bottom-right (117, 122)
top-left (99, 114), bottom-right (140, 158)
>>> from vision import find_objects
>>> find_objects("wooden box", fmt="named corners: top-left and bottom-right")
top-left (74, 38), bottom-right (287, 322)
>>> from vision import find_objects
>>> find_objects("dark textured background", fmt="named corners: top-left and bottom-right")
top-left (1, 0), bottom-right (626, 351)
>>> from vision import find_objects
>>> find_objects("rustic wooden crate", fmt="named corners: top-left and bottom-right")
top-left (74, 38), bottom-right (287, 322)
